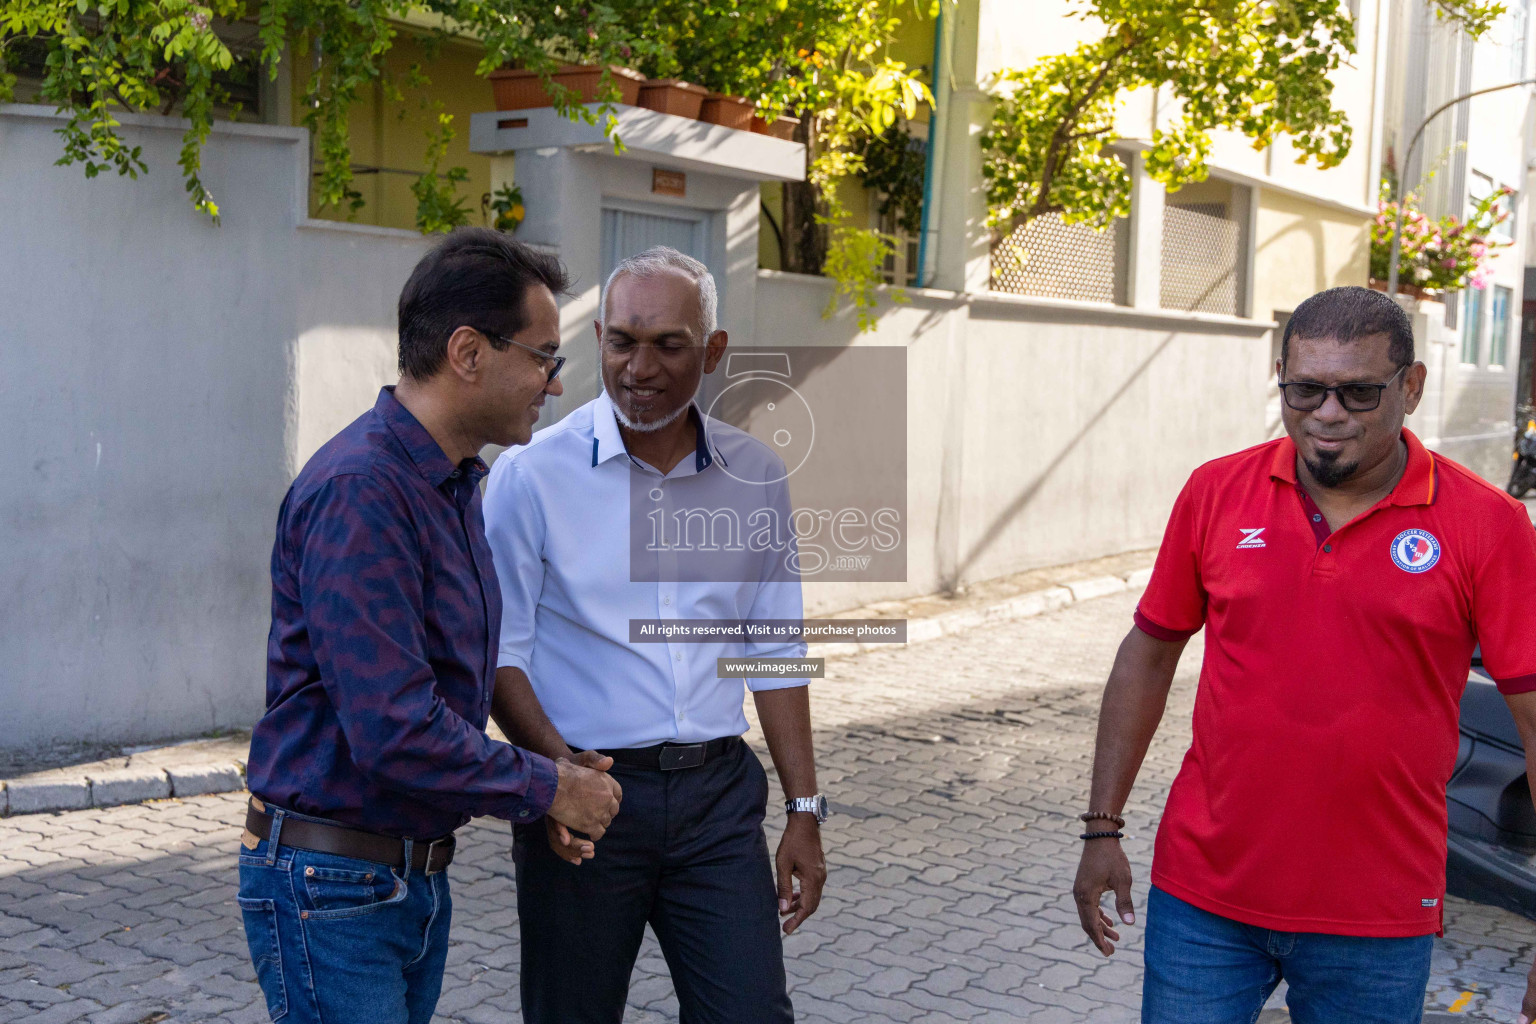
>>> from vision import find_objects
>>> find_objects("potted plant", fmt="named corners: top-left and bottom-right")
top-left (489, 64), bottom-right (645, 111)
top-left (751, 114), bottom-right (800, 140)
top-left (485, 184), bottom-right (526, 233)
top-left (638, 79), bottom-right (709, 118)
top-left (699, 93), bottom-right (754, 131)
top-left (1368, 183), bottom-right (1513, 297)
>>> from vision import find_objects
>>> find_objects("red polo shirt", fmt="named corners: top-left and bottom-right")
top-left (1137, 428), bottom-right (1536, 936)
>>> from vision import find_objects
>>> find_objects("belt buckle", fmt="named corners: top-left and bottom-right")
top-left (658, 742), bottom-right (708, 771)
top-left (422, 836), bottom-right (451, 875)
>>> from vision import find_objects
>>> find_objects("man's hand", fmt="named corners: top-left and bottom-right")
top-left (1073, 838), bottom-right (1136, 956)
top-left (547, 755), bottom-right (621, 840)
top-left (776, 814), bottom-right (826, 935)
top-left (544, 751), bottom-right (613, 864)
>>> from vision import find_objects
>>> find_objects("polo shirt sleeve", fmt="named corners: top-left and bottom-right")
top-left (483, 454), bottom-right (546, 677)
top-left (1472, 507), bottom-right (1536, 695)
top-left (1135, 474), bottom-right (1208, 642)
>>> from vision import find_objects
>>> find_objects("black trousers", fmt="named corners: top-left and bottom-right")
top-left (513, 738), bottom-right (794, 1024)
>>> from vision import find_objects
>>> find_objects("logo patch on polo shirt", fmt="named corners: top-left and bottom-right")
top-left (1421, 898), bottom-right (1439, 908)
top-left (1236, 528), bottom-right (1267, 549)
top-left (1390, 529), bottom-right (1441, 573)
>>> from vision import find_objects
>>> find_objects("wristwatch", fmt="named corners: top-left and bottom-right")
top-left (785, 795), bottom-right (830, 823)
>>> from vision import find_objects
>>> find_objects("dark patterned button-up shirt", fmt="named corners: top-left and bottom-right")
top-left (247, 386), bottom-right (558, 839)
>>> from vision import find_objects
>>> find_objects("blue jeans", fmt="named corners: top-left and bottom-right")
top-left (236, 811), bottom-right (452, 1024)
top-left (1142, 886), bottom-right (1433, 1024)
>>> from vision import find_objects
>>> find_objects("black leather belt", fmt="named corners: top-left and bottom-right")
top-left (598, 736), bottom-right (739, 771)
top-left (244, 799), bottom-right (456, 875)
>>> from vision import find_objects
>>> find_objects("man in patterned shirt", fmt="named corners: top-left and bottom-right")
top-left (239, 229), bottom-right (622, 1024)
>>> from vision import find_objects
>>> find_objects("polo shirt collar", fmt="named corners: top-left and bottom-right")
top-left (376, 386), bottom-right (486, 489)
top-left (1268, 427), bottom-right (1437, 507)
top-left (591, 390), bottom-right (724, 473)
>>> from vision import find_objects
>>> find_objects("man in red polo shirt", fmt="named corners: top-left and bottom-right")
top-left (1072, 286), bottom-right (1536, 1023)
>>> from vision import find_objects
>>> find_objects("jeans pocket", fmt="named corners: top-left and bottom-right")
top-left (301, 869), bottom-right (409, 921)
top-left (302, 864), bottom-right (383, 912)
top-left (236, 896), bottom-right (287, 1021)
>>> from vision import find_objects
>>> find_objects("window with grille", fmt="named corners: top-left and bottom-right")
top-left (989, 213), bottom-right (1128, 304)
top-left (1160, 180), bottom-right (1249, 316)
top-left (1463, 286), bottom-right (1486, 364)
top-left (1491, 285), bottom-right (1513, 366)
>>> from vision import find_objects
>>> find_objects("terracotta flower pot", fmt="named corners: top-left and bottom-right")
top-left (637, 78), bottom-right (708, 118)
top-left (489, 64), bottom-right (645, 111)
top-left (699, 93), bottom-right (754, 131)
top-left (751, 114), bottom-right (800, 140)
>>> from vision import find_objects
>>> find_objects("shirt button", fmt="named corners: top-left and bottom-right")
top-left (674, 651), bottom-right (683, 662)
top-left (663, 595), bottom-right (671, 606)
top-left (1323, 544), bottom-right (1332, 552)
top-left (518, 809), bottom-right (529, 818)
top-left (1312, 514), bottom-right (1322, 523)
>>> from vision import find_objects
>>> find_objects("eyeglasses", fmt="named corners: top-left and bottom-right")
top-left (1278, 365), bottom-right (1408, 413)
top-left (480, 329), bottom-right (565, 383)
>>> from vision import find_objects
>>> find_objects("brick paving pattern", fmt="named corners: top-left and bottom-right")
top-left (2, 590), bottom-right (1532, 1022)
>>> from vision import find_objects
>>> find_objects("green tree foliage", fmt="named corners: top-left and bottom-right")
top-left (2, 0), bottom-right (931, 326)
top-left (980, 0), bottom-right (1503, 237)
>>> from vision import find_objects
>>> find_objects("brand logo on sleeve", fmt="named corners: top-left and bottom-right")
top-left (1390, 529), bottom-right (1441, 573)
top-left (1236, 528), bottom-right (1267, 549)
top-left (1421, 897), bottom-right (1439, 908)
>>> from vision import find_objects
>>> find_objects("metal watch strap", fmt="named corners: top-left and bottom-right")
top-left (785, 795), bottom-right (828, 823)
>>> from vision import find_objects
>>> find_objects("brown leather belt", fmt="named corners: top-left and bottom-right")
top-left (244, 799), bottom-right (456, 875)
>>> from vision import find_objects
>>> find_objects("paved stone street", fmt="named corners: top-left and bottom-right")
top-left (3, 590), bottom-right (1533, 1022)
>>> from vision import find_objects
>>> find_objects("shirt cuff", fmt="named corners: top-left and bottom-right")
top-left (1133, 608), bottom-right (1201, 643)
top-left (517, 751), bottom-right (560, 821)
top-left (1495, 672), bottom-right (1536, 695)
top-left (497, 649), bottom-right (532, 675)
top-left (747, 676), bottom-right (811, 693)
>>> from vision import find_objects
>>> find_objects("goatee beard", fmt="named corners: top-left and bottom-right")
top-left (613, 402), bottom-right (689, 433)
top-left (1304, 452), bottom-right (1359, 488)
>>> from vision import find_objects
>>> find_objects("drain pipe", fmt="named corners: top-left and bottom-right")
top-left (915, 8), bottom-right (946, 288)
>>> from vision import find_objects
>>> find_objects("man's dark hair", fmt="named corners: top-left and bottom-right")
top-left (1280, 285), bottom-right (1415, 371)
top-left (397, 227), bottom-right (571, 380)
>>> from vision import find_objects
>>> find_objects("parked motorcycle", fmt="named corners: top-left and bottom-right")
top-left (1446, 652), bottom-right (1536, 920)
top-left (1509, 415), bottom-right (1536, 498)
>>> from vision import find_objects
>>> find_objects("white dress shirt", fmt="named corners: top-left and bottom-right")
top-left (484, 391), bottom-right (808, 751)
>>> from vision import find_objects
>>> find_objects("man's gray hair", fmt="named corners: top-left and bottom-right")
top-left (600, 246), bottom-right (718, 339)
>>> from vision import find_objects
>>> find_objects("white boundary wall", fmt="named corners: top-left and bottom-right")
top-left (0, 103), bottom-right (1275, 750)
top-left (753, 273), bottom-right (1276, 615)
top-left (1, 106), bottom-right (427, 751)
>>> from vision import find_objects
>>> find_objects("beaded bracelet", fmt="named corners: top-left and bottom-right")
top-left (1080, 831), bottom-right (1124, 841)
top-left (1078, 811), bottom-right (1126, 829)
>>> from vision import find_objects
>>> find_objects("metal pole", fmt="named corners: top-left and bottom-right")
top-left (1387, 77), bottom-right (1536, 296)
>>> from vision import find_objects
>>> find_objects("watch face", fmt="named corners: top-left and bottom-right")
top-left (815, 795), bottom-right (829, 820)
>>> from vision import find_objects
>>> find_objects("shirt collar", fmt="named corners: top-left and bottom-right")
top-left (377, 386), bottom-right (487, 489)
top-left (1269, 427), bottom-right (1437, 506)
top-left (591, 390), bottom-right (724, 474)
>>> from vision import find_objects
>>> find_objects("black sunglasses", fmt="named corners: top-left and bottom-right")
top-left (1278, 365), bottom-right (1408, 413)
top-left (480, 329), bottom-right (565, 382)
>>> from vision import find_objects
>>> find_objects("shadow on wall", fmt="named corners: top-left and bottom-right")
top-left (950, 265), bottom-right (1273, 588)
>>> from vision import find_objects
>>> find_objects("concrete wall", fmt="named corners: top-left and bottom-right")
top-left (0, 105), bottom-right (428, 751)
top-left (757, 272), bottom-right (1275, 615)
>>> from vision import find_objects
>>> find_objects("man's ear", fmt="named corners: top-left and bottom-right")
top-left (703, 329), bottom-right (729, 375)
top-left (592, 319), bottom-right (603, 345)
top-left (1403, 360), bottom-right (1428, 416)
top-left (444, 326), bottom-right (484, 381)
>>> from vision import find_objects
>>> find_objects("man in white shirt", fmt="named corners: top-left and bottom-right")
top-left (482, 246), bottom-right (827, 1023)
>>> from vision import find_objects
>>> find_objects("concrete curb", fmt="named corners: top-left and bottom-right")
top-left (1, 760), bottom-right (247, 818)
top-left (1, 567), bottom-right (1150, 817)
top-left (809, 569), bottom-right (1148, 662)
